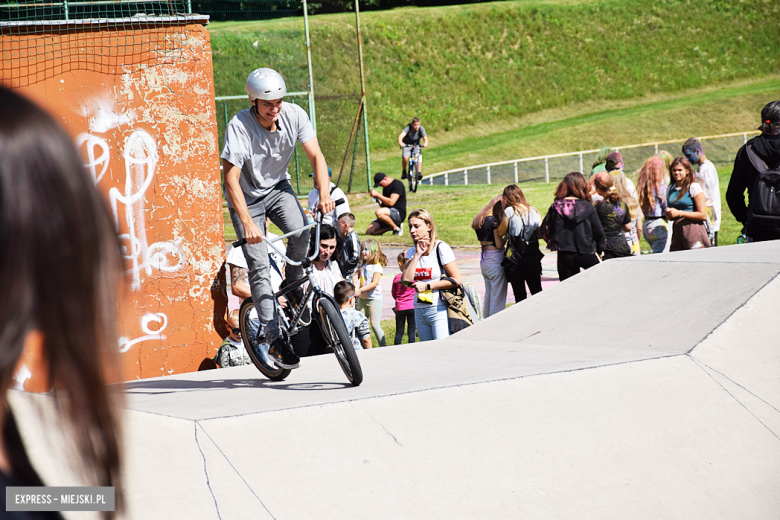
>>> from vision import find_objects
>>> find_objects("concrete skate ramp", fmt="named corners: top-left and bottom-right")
top-left (13, 242), bottom-right (780, 519)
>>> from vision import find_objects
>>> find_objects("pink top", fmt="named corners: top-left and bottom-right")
top-left (391, 273), bottom-right (416, 311)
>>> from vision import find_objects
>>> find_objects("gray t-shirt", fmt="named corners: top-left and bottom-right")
top-left (221, 102), bottom-right (316, 205)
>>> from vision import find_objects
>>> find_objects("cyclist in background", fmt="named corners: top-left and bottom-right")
top-left (398, 117), bottom-right (428, 180)
top-left (222, 67), bottom-right (334, 371)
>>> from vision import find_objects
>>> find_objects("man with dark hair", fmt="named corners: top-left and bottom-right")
top-left (366, 172), bottom-right (407, 236)
top-left (683, 138), bottom-right (721, 246)
top-left (726, 100), bottom-right (780, 242)
top-left (398, 117), bottom-right (428, 180)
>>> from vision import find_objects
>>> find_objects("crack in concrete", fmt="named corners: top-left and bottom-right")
top-left (368, 414), bottom-right (404, 447)
top-left (194, 422), bottom-right (224, 519)
top-left (689, 355), bottom-right (780, 442)
top-left (196, 421), bottom-right (278, 520)
top-left (691, 357), bottom-right (780, 416)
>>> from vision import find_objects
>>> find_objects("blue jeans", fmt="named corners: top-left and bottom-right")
top-left (414, 301), bottom-right (449, 341)
top-left (229, 180), bottom-right (309, 341)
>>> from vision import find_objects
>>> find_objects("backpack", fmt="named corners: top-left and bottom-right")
top-left (745, 144), bottom-right (780, 238)
top-left (435, 243), bottom-right (475, 334)
top-left (501, 209), bottom-right (542, 276)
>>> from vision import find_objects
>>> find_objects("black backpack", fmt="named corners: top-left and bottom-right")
top-left (501, 210), bottom-right (542, 276)
top-left (745, 144), bottom-right (780, 239)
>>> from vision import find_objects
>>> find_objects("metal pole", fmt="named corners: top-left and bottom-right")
top-left (486, 166), bottom-right (491, 185)
top-left (445, 173), bottom-right (449, 186)
top-left (303, 0), bottom-right (316, 132)
top-left (545, 157), bottom-right (549, 183)
top-left (223, 101), bottom-right (227, 131)
top-left (355, 0), bottom-right (372, 189)
top-left (654, 143), bottom-right (658, 154)
top-left (187, 0), bottom-right (191, 14)
top-left (514, 161), bottom-right (518, 183)
top-left (295, 144), bottom-right (301, 194)
top-left (744, 133), bottom-right (747, 144)
top-left (64, 0), bottom-right (69, 19)
top-left (578, 153), bottom-right (583, 173)
top-left (464, 169), bottom-right (468, 186)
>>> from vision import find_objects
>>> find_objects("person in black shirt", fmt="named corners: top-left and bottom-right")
top-left (726, 100), bottom-right (780, 242)
top-left (592, 172), bottom-right (633, 260)
top-left (367, 172), bottom-right (407, 236)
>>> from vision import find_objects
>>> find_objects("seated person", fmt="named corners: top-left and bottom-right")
top-left (307, 166), bottom-right (350, 226)
top-left (366, 172), bottom-right (406, 236)
top-left (335, 280), bottom-right (372, 350)
top-left (227, 217), bottom-right (285, 306)
top-left (338, 212), bottom-right (361, 280)
top-left (213, 310), bottom-right (252, 367)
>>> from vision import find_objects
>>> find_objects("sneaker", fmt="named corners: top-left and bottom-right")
top-left (416, 172), bottom-right (423, 180)
top-left (392, 222), bottom-right (404, 236)
top-left (401, 170), bottom-right (408, 180)
top-left (268, 336), bottom-right (300, 369)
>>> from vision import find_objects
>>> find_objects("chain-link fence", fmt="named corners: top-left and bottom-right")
top-left (212, 0), bottom-right (370, 196)
top-left (424, 131), bottom-right (759, 187)
top-left (1, 0), bottom-right (193, 88)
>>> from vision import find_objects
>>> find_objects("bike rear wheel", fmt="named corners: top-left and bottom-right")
top-left (318, 298), bottom-right (363, 386)
top-left (239, 298), bottom-right (291, 381)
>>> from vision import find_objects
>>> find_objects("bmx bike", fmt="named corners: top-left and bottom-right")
top-left (233, 200), bottom-right (363, 386)
top-left (406, 144), bottom-right (422, 193)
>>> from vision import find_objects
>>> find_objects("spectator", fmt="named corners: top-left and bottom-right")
top-left (0, 87), bottom-right (123, 511)
top-left (590, 146), bottom-right (612, 176)
top-left (665, 157), bottom-right (711, 251)
top-left (355, 239), bottom-right (388, 347)
top-left (683, 138), bottom-right (721, 246)
top-left (636, 155), bottom-right (671, 253)
top-left (337, 212), bottom-right (360, 281)
top-left (605, 152), bottom-right (642, 255)
top-left (497, 185), bottom-right (544, 304)
top-left (391, 253), bottom-right (417, 344)
top-left (539, 172), bottom-right (606, 281)
top-left (214, 310), bottom-right (252, 367)
top-left (366, 172), bottom-right (406, 236)
top-left (335, 281), bottom-right (372, 350)
top-left (726, 100), bottom-right (780, 242)
top-left (402, 209), bottom-right (463, 341)
top-left (657, 150), bottom-right (674, 172)
top-left (472, 195), bottom-right (507, 317)
top-left (307, 166), bottom-right (350, 227)
top-left (592, 172), bottom-right (633, 260)
top-left (292, 224), bottom-right (344, 357)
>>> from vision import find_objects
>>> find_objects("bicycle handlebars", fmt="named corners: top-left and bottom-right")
top-left (232, 198), bottom-right (346, 268)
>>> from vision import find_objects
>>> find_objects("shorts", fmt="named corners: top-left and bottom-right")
top-left (371, 208), bottom-right (403, 230)
top-left (402, 145), bottom-right (421, 158)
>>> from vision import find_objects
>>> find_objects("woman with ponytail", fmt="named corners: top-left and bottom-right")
top-left (592, 172), bottom-right (633, 259)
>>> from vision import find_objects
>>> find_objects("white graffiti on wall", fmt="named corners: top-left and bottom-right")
top-left (118, 313), bottom-right (169, 353)
top-left (78, 129), bottom-right (186, 291)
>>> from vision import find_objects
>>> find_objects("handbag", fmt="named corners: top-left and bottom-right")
top-left (435, 243), bottom-right (474, 334)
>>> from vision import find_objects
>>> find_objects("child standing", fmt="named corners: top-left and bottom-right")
top-left (391, 253), bottom-right (416, 344)
top-left (354, 239), bottom-right (388, 347)
top-left (335, 281), bottom-right (372, 350)
top-left (338, 212), bottom-right (361, 281)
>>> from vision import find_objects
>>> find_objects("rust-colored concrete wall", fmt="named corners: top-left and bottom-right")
top-left (3, 20), bottom-right (227, 384)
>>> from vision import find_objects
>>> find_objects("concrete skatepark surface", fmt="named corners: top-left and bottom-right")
top-left (10, 241), bottom-right (780, 519)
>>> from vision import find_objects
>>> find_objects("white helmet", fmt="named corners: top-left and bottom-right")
top-left (246, 68), bottom-right (287, 101)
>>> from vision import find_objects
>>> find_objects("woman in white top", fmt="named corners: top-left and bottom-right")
top-left (402, 208), bottom-right (462, 341)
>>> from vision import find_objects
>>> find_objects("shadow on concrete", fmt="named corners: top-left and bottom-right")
top-left (121, 378), bottom-right (351, 394)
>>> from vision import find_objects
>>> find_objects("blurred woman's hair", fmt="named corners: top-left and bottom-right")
top-left (471, 194), bottom-right (502, 230)
top-left (0, 87), bottom-right (123, 516)
top-left (593, 172), bottom-right (621, 205)
top-left (669, 156), bottom-right (696, 203)
top-left (636, 155), bottom-right (669, 214)
top-left (554, 172), bottom-right (591, 201)
top-left (408, 208), bottom-right (437, 254)
top-left (610, 171), bottom-right (641, 221)
top-left (656, 150), bottom-right (674, 173)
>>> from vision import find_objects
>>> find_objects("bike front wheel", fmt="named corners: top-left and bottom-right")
top-left (408, 158), bottom-right (418, 193)
top-left (239, 298), bottom-right (291, 381)
top-left (318, 298), bottom-right (363, 386)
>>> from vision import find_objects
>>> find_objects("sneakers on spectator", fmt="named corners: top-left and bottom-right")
top-left (268, 336), bottom-right (300, 369)
top-left (401, 169), bottom-right (408, 180)
top-left (392, 223), bottom-right (404, 236)
top-left (416, 172), bottom-right (423, 180)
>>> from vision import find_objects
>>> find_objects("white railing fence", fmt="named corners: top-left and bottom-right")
top-left (422, 131), bottom-right (759, 187)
